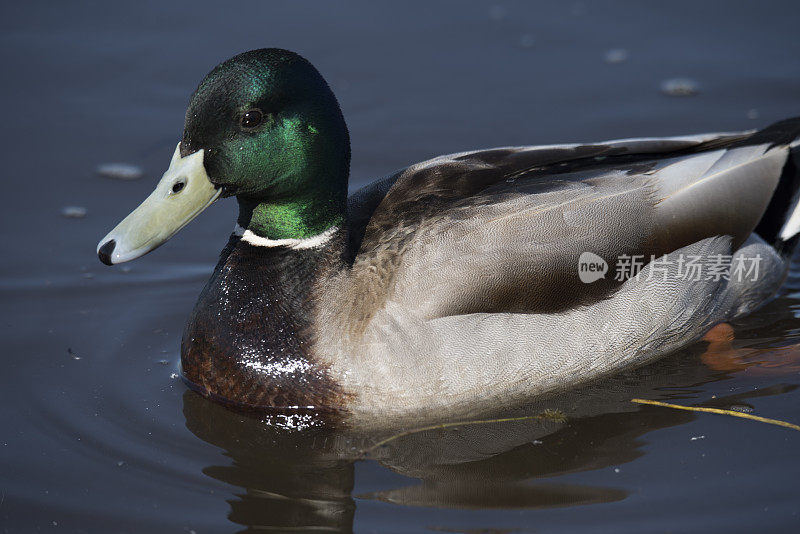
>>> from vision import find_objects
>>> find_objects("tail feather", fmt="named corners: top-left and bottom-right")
top-left (750, 118), bottom-right (800, 255)
top-left (777, 148), bottom-right (800, 241)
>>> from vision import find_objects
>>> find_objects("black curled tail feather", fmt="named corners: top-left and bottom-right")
top-left (752, 118), bottom-right (800, 256)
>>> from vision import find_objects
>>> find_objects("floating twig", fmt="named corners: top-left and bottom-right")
top-left (363, 410), bottom-right (566, 455)
top-left (631, 398), bottom-right (800, 431)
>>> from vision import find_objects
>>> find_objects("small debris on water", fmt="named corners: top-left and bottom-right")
top-left (660, 78), bottom-right (699, 96)
top-left (96, 163), bottom-right (143, 181)
top-left (82, 273), bottom-right (94, 279)
top-left (158, 359), bottom-right (169, 365)
top-left (614, 467), bottom-right (620, 473)
top-left (729, 404), bottom-right (754, 414)
top-left (532, 439), bottom-right (543, 445)
top-left (603, 48), bottom-right (629, 64)
top-left (117, 460), bottom-right (125, 467)
top-left (690, 435), bottom-right (706, 441)
top-left (518, 34), bottom-right (535, 49)
top-left (61, 206), bottom-right (87, 218)
top-left (170, 373), bottom-right (179, 379)
top-left (67, 348), bottom-right (81, 360)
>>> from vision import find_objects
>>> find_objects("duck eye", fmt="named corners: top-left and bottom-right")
top-left (240, 108), bottom-right (264, 129)
top-left (172, 181), bottom-right (185, 194)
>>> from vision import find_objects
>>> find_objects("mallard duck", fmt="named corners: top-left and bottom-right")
top-left (97, 48), bottom-right (800, 425)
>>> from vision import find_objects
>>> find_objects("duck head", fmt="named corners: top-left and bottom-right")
top-left (97, 48), bottom-right (350, 265)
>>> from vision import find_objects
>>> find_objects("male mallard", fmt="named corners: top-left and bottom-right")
top-left (98, 48), bottom-right (800, 425)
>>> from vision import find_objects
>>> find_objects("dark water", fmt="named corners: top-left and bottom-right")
top-left (3, 1), bottom-right (800, 532)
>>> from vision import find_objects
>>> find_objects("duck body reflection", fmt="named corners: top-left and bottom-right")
top-left (181, 334), bottom-right (797, 533)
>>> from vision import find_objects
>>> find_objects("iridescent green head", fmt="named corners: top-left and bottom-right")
top-left (97, 49), bottom-right (350, 264)
top-left (184, 48), bottom-right (350, 238)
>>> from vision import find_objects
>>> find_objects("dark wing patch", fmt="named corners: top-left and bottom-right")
top-left (727, 117), bottom-right (800, 151)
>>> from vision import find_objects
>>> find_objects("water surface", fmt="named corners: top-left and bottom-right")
top-left (2, 2), bottom-right (800, 532)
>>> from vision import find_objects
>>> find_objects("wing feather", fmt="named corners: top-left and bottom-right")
top-left (332, 129), bottom-right (787, 334)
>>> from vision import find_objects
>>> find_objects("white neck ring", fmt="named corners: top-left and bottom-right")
top-left (233, 224), bottom-right (339, 250)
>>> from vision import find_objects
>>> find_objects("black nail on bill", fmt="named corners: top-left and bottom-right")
top-left (98, 239), bottom-right (116, 265)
